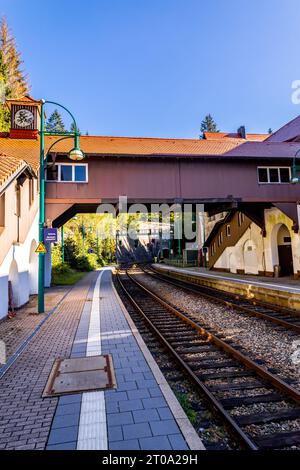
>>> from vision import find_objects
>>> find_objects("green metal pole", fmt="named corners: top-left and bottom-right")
top-left (96, 229), bottom-right (99, 257)
top-left (61, 226), bottom-right (64, 264)
top-left (75, 131), bottom-right (79, 149)
top-left (38, 101), bottom-right (45, 314)
top-left (203, 212), bottom-right (207, 268)
top-left (178, 213), bottom-right (182, 257)
top-left (81, 222), bottom-right (85, 253)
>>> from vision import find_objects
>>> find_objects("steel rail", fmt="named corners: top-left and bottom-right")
top-left (117, 267), bottom-right (300, 449)
top-left (117, 270), bottom-right (260, 449)
top-left (126, 268), bottom-right (300, 403)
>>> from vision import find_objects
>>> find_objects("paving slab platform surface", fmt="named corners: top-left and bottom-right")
top-left (0, 272), bottom-right (97, 450)
top-left (0, 268), bottom-right (204, 451)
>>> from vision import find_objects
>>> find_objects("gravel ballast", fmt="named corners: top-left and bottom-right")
top-left (136, 270), bottom-right (300, 389)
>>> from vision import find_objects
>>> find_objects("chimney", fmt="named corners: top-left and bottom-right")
top-left (237, 126), bottom-right (246, 139)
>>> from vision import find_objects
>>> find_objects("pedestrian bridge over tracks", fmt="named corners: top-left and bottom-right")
top-left (43, 135), bottom-right (300, 233)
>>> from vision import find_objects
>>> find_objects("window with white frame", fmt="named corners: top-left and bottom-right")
top-left (46, 163), bottom-right (88, 183)
top-left (238, 212), bottom-right (245, 226)
top-left (211, 242), bottom-right (216, 256)
top-left (217, 232), bottom-right (223, 246)
top-left (257, 167), bottom-right (290, 184)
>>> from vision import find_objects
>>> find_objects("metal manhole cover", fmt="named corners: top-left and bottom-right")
top-left (43, 354), bottom-right (116, 397)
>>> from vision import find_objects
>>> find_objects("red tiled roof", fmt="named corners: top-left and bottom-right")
top-left (44, 135), bottom-right (244, 156)
top-left (5, 95), bottom-right (43, 108)
top-left (0, 137), bottom-right (40, 170)
top-left (0, 134), bottom-right (300, 171)
top-left (203, 132), bottom-right (268, 141)
top-left (42, 135), bottom-right (300, 159)
top-left (0, 153), bottom-right (28, 187)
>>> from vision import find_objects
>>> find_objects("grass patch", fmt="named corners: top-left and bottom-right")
top-left (52, 269), bottom-right (87, 286)
top-left (175, 391), bottom-right (197, 425)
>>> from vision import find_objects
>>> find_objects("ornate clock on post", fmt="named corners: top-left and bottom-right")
top-left (6, 95), bottom-right (43, 139)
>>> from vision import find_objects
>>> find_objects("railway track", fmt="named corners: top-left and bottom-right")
top-left (116, 267), bottom-right (300, 450)
top-left (143, 265), bottom-right (300, 335)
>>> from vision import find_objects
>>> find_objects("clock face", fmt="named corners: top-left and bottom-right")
top-left (14, 109), bottom-right (34, 128)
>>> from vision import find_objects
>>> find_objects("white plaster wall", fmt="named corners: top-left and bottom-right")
top-left (213, 208), bottom-right (300, 276)
top-left (243, 240), bottom-right (258, 274)
top-left (0, 275), bottom-right (8, 319)
top-left (28, 239), bottom-right (38, 294)
top-left (0, 212), bottom-right (39, 319)
top-left (213, 247), bottom-right (231, 270)
top-left (215, 226), bottom-right (264, 274)
top-left (264, 208), bottom-right (300, 275)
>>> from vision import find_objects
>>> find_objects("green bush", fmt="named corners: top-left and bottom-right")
top-left (74, 253), bottom-right (99, 272)
top-left (64, 238), bottom-right (78, 269)
top-left (86, 253), bottom-right (99, 270)
top-left (52, 244), bottom-right (62, 267)
top-left (52, 228), bottom-right (115, 272)
top-left (52, 262), bottom-right (73, 275)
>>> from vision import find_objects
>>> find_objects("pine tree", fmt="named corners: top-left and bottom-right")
top-left (0, 50), bottom-right (10, 131)
top-left (0, 17), bottom-right (29, 131)
top-left (7, 42), bottom-right (28, 97)
top-left (70, 121), bottom-right (80, 134)
top-left (0, 18), bottom-right (28, 98)
top-left (200, 114), bottom-right (219, 138)
top-left (268, 128), bottom-right (272, 134)
top-left (45, 109), bottom-right (66, 133)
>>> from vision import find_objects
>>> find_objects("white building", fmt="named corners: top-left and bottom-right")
top-left (0, 153), bottom-right (39, 318)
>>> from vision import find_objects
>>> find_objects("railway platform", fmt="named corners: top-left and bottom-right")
top-left (154, 264), bottom-right (300, 311)
top-left (0, 268), bottom-right (203, 451)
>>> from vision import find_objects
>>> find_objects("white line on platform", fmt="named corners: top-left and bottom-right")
top-left (77, 270), bottom-right (108, 451)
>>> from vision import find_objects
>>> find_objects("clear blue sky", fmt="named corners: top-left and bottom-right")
top-left (1, 0), bottom-right (300, 137)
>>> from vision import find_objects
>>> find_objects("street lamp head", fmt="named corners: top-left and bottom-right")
top-left (291, 175), bottom-right (300, 184)
top-left (68, 147), bottom-right (85, 161)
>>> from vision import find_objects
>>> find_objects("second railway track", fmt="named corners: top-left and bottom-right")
top-left (143, 265), bottom-right (300, 334)
top-left (116, 267), bottom-right (300, 450)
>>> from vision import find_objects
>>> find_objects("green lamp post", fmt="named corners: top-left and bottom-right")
top-left (38, 100), bottom-right (84, 314)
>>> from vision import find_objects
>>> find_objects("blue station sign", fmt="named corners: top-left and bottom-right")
top-left (44, 228), bottom-right (58, 243)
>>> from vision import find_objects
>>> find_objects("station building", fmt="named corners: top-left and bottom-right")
top-left (0, 153), bottom-right (39, 318)
top-left (203, 119), bottom-right (300, 278)
top-left (204, 207), bottom-right (300, 278)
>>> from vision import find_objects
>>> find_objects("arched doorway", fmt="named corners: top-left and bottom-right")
top-left (243, 240), bottom-right (258, 275)
top-left (277, 225), bottom-right (293, 276)
top-left (29, 240), bottom-right (38, 295)
top-left (8, 260), bottom-right (19, 310)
